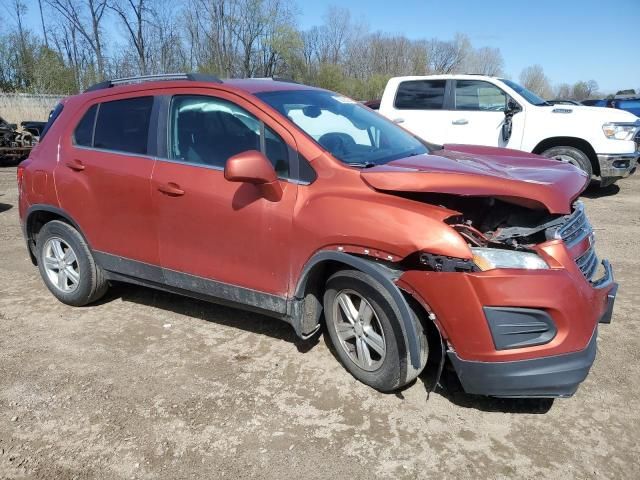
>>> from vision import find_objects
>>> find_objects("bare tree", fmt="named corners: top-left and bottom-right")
top-left (429, 34), bottom-right (469, 74)
top-left (571, 80), bottom-right (599, 101)
top-left (37, 0), bottom-right (49, 48)
top-left (46, 0), bottom-right (109, 79)
top-left (464, 46), bottom-right (503, 76)
top-left (519, 64), bottom-right (552, 98)
top-left (321, 6), bottom-right (351, 64)
top-left (109, 0), bottom-right (151, 75)
top-left (555, 83), bottom-right (572, 99)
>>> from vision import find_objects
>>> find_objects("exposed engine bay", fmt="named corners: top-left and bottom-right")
top-left (409, 193), bottom-right (571, 250)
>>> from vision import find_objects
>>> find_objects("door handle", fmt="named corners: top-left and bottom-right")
top-left (452, 119), bottom-right (469, 125)
top-left (157, 182), bottom-right (185, 197)
top-left (393, 117), bottom-right (405, 124)
top-left (65, 159), bottom-right (85, 171)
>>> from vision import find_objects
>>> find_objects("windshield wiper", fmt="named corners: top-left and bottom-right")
top-left (347, 161), bottom-right (378, 168)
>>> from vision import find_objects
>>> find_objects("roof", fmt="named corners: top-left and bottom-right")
top-left (77, 75), bottom-right (319, 101)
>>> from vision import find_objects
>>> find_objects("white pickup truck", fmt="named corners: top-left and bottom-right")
top-left (377, 74), bottom-right (640, 186)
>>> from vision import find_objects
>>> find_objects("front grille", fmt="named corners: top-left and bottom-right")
top-left (552, 202), bottom-right (599, 281)
top-left (555, 202), bottom-right (592, 247)
top-left (575, 247), bottom-right (599, 280)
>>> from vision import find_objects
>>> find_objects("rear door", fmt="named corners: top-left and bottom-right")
top-left (151, 91), bottom-right (298, 303)
top-left (384, 79), bottom-right (451, 144)
top-left (54, 95), bottom-right (159, 268)
top-left (446, 80), bottom-right (515, 147)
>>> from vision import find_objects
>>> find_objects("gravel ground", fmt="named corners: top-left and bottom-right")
top-left (1, 165), bottom-right (639, 479)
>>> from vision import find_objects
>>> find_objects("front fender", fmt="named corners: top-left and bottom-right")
top-left (293, 250), bottom-right (423, 370)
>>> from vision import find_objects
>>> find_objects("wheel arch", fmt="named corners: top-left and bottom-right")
top-left (532, 136), bottom-right (600, 175)
top-left (291, 250), bottom-right (423, 369)
top-left (24, 205), bottom-right (91, 265)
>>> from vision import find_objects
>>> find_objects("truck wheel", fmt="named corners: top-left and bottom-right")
top-left (323, 269), bottom-right (428, 392)
top-left (36, 220), bottom-right (108, 306)
top-left (540, 146), bottom-right (593, 178)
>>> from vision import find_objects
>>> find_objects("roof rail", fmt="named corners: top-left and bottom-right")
top-left (84, 73), bottom-right (223, 92)
top-left (251, 76), bottom-right (300, 84)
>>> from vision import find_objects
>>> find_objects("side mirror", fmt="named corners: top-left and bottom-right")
top-left (224, 150), bottom-right (282, 201)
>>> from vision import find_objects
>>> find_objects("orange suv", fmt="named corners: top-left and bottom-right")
top-left (18, 74), bottom-right (617, 397)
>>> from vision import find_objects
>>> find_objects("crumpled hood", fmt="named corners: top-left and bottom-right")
top-left (360, 145), bottom-right (590, 214)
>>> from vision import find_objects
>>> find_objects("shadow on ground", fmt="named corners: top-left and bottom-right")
top-left (0, 202), bottom-right (13, 213)
top-left (106, 281), bottom-right (316, 354)
top-left (581, 183), bottom-right (620, 199)
top-left (110, 281), bottom-right (555, 413)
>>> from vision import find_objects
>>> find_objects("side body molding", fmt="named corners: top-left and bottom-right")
top-left (292, 250), bottom-right (422, 369)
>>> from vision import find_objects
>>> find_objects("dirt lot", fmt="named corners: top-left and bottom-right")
top-left (0, 165), bottom-right (639, 479)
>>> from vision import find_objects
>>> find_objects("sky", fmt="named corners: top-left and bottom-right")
top-left (13, 0), bottom-right (640, 94)
top-left (298, 0), bottom-right (640, 93)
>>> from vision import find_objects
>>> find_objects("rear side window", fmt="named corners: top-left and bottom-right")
top-left (394, 80), bottom-right (446, 110)
top-left (40, 103), bottom-right (64, 139)
top-left (93, 97), bottom-right (153, 154)
top-left (73, 104), bottom-right (98, 147)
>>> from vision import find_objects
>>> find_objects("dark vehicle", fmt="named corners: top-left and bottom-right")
top-left (363, 99), bottom-right (381, 110)
top-left (1, 115), bottom-right (36, 164)
top-left (547, 99), bottom-right (581, 106)
top-left (20, 120), bottom-right (47, 138)
top-left (581, 99), bottom-right (607, 107)
top-left (18, 73), bottom-right (616, 398)
top-left (609, 97), bottom-right (640, 117)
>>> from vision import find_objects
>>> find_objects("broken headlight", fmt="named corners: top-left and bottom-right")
top-left (471, 247), bottom-right (549, 271)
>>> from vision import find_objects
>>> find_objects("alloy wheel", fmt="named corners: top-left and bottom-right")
top-left (332, 289), bottom-right (386, 371)
top-left (42, 237), bottom-right (80, 293)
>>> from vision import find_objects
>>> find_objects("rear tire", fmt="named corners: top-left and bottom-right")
top-left (323, 269), bottom-right (428, 392)
top-left (36, 220), bottom-right (108, 306)
top-left (540, 146), bottom-right (593, 178)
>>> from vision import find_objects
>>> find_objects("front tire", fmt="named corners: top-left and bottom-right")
top-left (540, 146), bottom-right (594, 178)
top-left (36, 220), bottom-right (108, 306)
top-left (323, 269), bottom-right (428, 392)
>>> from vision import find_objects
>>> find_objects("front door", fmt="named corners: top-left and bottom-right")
top-left (151, 93), bottom-right (297, 307)
top-left (446, 79), bottom-right (522, 148)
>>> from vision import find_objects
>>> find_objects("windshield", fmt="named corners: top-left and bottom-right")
top-left (500, 79), bottom-right (549, 106)
top-left (256, 90), bottom-right (429, 166)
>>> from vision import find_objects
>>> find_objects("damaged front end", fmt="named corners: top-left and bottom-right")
top-left (396, 195), bottom-right (617, 398)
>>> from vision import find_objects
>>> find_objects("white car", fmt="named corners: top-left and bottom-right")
top-left (378, 74), bottom-right (640, 186)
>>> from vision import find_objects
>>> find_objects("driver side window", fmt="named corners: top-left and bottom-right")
top-left (455, 80), bottom-right (507, 112)
top-left (168, 95), bottom-right (290, 177)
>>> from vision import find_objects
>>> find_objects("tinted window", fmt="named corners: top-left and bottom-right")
top-left (40, 103), bottom-right (64, 139)
top-left (73, 104), bottom-right (97, 146)
top-left (394, 80), bottom-right (446, 110)
top-left (455, 80), bottom-right (507, 111)
top-left (93, 97), bottom-right (153, 154)
top-left (169, 95), bottom-right (289, 177)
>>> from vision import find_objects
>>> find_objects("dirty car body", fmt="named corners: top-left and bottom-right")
top-left (18, 75), bottom-right (616, 399)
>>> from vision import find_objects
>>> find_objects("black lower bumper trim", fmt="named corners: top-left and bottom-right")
top-left (447, 329), bottom-right (598, 398)
top-left (599, 283), bottom-right (617, 324)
